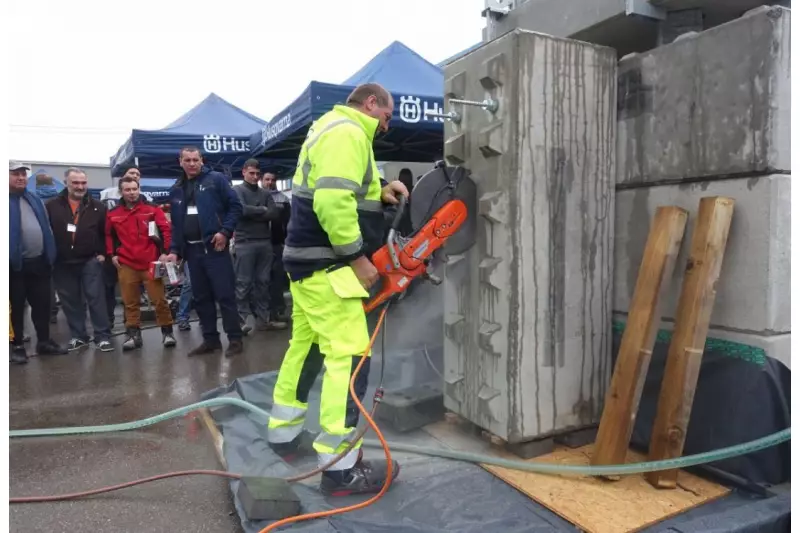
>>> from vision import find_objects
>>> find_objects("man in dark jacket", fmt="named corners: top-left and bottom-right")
top-left (165, 147), bottom-right (244, 357)
top-left (9, 161), bottom-right (67, 363)
top-left (263, 171), bottom-right (291, 323)
top-left (232, 159), bottom-right (283, 333)
top-left (46, 167), bottom-right (113, 352)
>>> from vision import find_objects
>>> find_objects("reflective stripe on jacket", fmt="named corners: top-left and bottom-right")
top-left (283, 104), bottom-right (384, 277)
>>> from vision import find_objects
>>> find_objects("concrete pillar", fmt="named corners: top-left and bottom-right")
top-left (442, 30), bottom-right (617, 442)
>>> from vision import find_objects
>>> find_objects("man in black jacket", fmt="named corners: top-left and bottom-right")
top-left (233, 160), bottom-right (283, 332)
top-left (47, 167), bottom-right (113, 352)
top-left (262, 171), bottom-right (291, 324)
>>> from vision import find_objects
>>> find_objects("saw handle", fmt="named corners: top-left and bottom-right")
top-left (390, 194), bottom-right (407, 231)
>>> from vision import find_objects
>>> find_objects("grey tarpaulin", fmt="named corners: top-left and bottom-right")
top-left (201, 369), bottom-right (790, 533)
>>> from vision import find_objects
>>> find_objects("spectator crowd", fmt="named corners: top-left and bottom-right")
top-left (8, 151), bottom-right (291, 364)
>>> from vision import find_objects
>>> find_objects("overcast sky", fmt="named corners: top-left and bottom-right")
top-left (8, 0), bottom-right (485, 165)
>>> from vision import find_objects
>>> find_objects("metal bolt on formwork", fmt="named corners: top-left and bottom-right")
top-left (424, 110), bottom-right (463, 124)
top-left (449, 98), bottom-right (500, 113)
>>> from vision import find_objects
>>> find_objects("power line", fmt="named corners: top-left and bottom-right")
top-left (9, 124), bottom-right (131, 133)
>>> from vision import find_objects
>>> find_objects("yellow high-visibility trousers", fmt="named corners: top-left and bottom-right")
top-left (268, 266), bottom-right (371, 471)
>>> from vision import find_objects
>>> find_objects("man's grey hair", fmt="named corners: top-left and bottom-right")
top-left (64, 167), bottom-right (87, 180)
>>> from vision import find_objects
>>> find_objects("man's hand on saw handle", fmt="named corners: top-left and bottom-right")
top-left (351, 180), bottom-right (410, 290)
top-left (380, 180), bottom-right (409, 204)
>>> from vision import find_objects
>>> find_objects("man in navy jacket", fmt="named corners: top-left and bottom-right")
top-left (165, 147), bottom-right (244, 357)
top-left (9, 161), bottom-right (67, 363)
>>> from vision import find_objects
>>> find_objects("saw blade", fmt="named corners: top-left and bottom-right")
top-left (410, 165), bottom-right (478, 256)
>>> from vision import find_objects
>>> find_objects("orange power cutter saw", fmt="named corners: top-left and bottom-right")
top-left (364, 162), bottom-right (478, 314)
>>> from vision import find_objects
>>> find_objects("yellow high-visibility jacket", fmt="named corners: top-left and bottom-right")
top-left (283, 104), bottom-right (385, 279)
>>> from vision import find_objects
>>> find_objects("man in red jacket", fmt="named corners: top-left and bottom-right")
top-left (106, 176), bottom-right (177, 350)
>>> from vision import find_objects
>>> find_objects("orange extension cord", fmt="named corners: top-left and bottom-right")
top-left (10, 306), bottom-right (394, 532)
top-left (258, 304), bottom-right (393, 532)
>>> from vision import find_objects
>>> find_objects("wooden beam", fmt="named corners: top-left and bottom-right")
top-left (645, 196), bottom-right (735, 489)
top-left (591, 206), bottom-right (688, 475)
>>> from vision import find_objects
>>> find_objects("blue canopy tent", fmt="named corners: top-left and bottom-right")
top-left (249, 41), bottom-right (445, 169)
top-left (88, 177), bottom-right (178, 205)
top-left (110, 93), bottom-right (272, 178)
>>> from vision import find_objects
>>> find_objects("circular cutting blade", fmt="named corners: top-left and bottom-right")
top-left (410, 165), bottom-right (478, 256)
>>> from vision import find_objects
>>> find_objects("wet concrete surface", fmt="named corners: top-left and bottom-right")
top-left (10, 312), bottom-right (291, 533)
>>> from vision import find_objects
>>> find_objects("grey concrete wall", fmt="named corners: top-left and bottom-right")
top-left (614, 175), bottom-right (790, 334)
top-left (442, 30), bottom-right (617, 442)
top-left (617, 6), bottom-right (791, 185)
top-left (613, 6), bottom-right (791, 370)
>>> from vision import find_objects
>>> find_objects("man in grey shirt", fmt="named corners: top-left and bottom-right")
top-left (9, 161), bottom-right (67, 363)
top-left (233, 159), bottom-right (282, 332)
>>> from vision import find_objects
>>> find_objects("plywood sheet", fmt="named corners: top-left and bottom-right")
top-left (483, 444), bottom-right (730, 533)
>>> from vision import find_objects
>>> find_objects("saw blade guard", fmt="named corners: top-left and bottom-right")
top-left (409, 164), bottom-right (478, 256)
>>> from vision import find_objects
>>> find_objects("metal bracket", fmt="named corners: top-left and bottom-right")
top-left (482, 0), bottom-right (514, 19)
top-left (625, 0), bottom-right (667, 20)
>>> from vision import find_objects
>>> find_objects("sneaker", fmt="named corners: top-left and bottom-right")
top-left (188, 340), bottom-right (222, 357)
top-left (10, 345), bottom-right (28, 365)
top-left (162, 326), bottom-right (177, 347)
top-left (256, 320), bottom-right (288, 331)
top-left (225, 339), bottom-right (244, 358)
top-left (121, 328), bottom-right (141, 351)
top-left (320, 454), bottom-right (401, 497)
top-left (177, 320), bottom-right (191, 331)
top-left (37, 340), bottom-right (67, 356)
top-left (241, 317), bottom-right (253, 335)
top-left (95, 340), bottom-right (114, 352)
top-left (67, 338), bottom-right (89, 351)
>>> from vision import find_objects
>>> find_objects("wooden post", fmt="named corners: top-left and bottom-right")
top-left (591, 207), bottom-right (688, 476)
top-left (645, 196), bottom-right (735, 489)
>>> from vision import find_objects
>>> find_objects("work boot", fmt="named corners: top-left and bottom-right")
top-left (10, 345), bottom-right (28, 365)
top-left (162, 326), bottom-right (177, 347)
top-left (122, 327), bottom-right (142, 351)
top-left (268, 431), bottom-right (317, 461)
top-left (320, 452), bottom-right (401, 497)
top-left (225, 339), bottom-right (244, 358)
top-left (36, 340), bottom-right (67, 356)
top-left (188, 340), bottom-right (222, 356)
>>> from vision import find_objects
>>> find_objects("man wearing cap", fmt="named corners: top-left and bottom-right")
top-left (9, 161), bottom-right (67, 363)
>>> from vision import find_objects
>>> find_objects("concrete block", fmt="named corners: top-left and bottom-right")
top-left (617, 6), bottom-right (791, 185)
top-left (374, 383), bottom-right (445, 433)
top-left (236, 476), bottom-right (300, 521)
top-left (614, 175), bottom-right (790, 334)
top-left (485, 0), bottom-right (663, 57)
top-left (506, 437), bottom-right (555, 459)
top-left (443, 30), bottom-right (617, 442)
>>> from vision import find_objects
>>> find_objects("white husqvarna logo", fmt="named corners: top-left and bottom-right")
top-left (203, 134), bottom-right (222, 153)
top-left (399, 96), bottom-right (422, 123)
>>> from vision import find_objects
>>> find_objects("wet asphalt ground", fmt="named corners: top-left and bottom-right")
top-left (10, 310), bottom-right (291, 533)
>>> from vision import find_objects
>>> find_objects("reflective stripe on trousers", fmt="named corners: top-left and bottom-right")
top-left (266, 266), bottom-right (371, 461)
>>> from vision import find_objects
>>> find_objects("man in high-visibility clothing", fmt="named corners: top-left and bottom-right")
top-left (267, 83), bottom-right (409, 496)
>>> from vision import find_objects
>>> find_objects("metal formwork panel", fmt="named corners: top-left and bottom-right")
top-left (442, 30), bottom-right (617, 442)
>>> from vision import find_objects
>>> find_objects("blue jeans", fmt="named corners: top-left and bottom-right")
top-left (53, 258), bottom-right (111, 343)
top-left (177, 262), bottom-right (192, 322)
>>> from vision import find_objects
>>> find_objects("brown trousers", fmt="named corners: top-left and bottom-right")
top-left (118, 265), bottom-right (173, 328)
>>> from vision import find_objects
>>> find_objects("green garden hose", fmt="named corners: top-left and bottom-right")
top-left (9, 397), bottom-right (790, 477)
